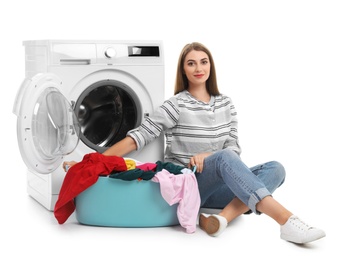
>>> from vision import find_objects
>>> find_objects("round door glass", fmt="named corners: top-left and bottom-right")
top-left (32, 87), bottom-right (80, 159)
top-left (74, 80), bottom-right (140, 153)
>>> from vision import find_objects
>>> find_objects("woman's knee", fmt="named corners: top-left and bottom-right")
top-left (218, 149), bottom-right (240, 161)
top-left (268, 161), bottom-right (286, 185)
top-left (207, 149), bottom-right (238, 169)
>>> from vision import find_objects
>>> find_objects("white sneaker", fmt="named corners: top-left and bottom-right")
top-left (280, 215), bottom-right (326, 244)
top-left (199, 213), bottom-right (228, 237)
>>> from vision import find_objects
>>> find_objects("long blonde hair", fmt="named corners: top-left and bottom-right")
top-left (174, 42), bottom-right (220, 95)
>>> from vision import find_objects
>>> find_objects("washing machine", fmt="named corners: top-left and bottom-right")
top-left (13, 40), bottom-right (165, 211)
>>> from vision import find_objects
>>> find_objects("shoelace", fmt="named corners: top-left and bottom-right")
top-left (290, 216), bottom-right (313, 231)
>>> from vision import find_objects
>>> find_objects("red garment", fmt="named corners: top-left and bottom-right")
top-left (136, 162), bottom-right (157, 171)
top-left (54, 153), bottom-right (127, 224)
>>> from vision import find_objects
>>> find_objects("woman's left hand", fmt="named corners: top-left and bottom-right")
top-left (188, 152), bottom-right (212, 173)
top-left (62, 161), bottom-right (78, 172)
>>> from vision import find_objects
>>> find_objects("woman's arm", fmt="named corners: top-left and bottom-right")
top-left (62, 136), bottom-right (137, 171)
top-left (62, 97), bottom-right (179, 172)
top-left (102, 136), bottom-right (137, 157)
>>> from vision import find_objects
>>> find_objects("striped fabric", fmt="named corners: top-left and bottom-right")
top-left (127, 90), bottom-right (241, 166)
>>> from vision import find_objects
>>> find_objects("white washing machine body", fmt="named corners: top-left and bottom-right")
top-left (13, 40), bottom-right (165, 210)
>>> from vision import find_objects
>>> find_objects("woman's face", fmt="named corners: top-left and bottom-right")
top-left (183, 50), bottom-right (210, 88)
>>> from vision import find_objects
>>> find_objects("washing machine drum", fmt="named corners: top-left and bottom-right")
top-left (74, 81), bottom-right (139, 153)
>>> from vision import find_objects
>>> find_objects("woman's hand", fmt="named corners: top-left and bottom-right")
top-left (62, 161), bottom-right (78, 172)
top-left (188, 152), bottom-right (212, 173)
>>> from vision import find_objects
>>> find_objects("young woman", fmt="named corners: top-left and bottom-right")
top-left (64, 42), bottom-right (325, 244)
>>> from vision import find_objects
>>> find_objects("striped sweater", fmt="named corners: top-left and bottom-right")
top-left (127, 90), bottom-right (241, 167)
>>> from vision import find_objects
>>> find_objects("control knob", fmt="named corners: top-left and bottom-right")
top-left (105, 47), bottom-right (116, 58)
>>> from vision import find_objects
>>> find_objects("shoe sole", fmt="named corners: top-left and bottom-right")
top-left (199, 214), bottom-right (220, 236)
top-left (281, 232), bottom-right (326, 244)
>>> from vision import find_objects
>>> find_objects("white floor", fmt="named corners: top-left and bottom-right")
top-left (1, 178), bottom-right (333, 260)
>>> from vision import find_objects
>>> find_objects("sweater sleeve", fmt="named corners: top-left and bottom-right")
top-left (223, 97), bottom-right (242, 155)
top-left (127, 96), bottom-right (180, 151)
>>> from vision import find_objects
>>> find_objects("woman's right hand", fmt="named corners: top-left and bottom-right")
top-left (188, 152), bottom-right (212, 173)
top-left (62, 161), bottom-right (78, 172)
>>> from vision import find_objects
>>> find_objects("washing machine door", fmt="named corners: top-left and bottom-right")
top-left (14, 73), bottom-right (80, 174)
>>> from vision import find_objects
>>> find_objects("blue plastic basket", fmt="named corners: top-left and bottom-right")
top-left (75, 176), bottom-right (179, 227)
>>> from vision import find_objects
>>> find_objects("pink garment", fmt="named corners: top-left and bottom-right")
top-left (152, 169), bottom-right (201, 234)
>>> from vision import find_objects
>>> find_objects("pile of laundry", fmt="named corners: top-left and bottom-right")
top-left (54, 152), bottom-right (200, 234)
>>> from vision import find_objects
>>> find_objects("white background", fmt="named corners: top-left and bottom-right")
top-left (1, 0), bottom-right (336, 259)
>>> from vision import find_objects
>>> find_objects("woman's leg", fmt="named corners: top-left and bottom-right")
top-left (198, 150), bottom-right (284, 214)
top-left (197, 149), bottom-right (274, 235)
top-left (201, 160), bottom-right (287, 223)
top-left (197, 150), bottom-right (325, 242)
top-left (250, 161), bottom-right (286, 194)
top-left (256, 196), bottom-right (292, 225)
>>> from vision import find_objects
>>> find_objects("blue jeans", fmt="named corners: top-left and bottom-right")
top-left (196, 149), bottom-right (286, 214)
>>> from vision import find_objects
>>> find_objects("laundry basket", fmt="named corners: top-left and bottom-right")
top-left (75, 176), bottom-right (179, 227)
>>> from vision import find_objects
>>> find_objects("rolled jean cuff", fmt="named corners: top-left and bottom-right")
top-left (248, 188), bottom-right (271, 215)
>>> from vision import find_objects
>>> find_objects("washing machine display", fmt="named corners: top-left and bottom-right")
top-left (13, 40), bottom-right (165, 210)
